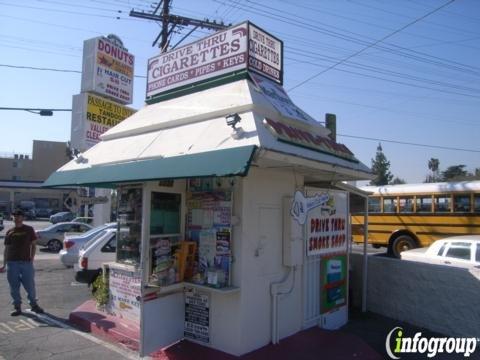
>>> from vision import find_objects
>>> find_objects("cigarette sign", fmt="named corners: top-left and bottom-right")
top-left (146, 22), bottom-right (283, 99)
top-left (81, 36), bottom-right (135, 104)
top-left (71, 93), bottom-right (136, 152)
top-left (248, 23), bottom-right (282, 83)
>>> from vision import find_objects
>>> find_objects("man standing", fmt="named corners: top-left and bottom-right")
top-left (0, 209), bottom-right (44, 316)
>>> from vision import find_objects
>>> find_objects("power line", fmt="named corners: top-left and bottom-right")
top-left (0, 63), bottom-right (147, 78)
top-left (287, 0), bottom-right (456, 92)
top-left (338, 134), bottom-right (480, 153)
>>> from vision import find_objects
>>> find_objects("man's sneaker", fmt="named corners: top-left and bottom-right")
top-left (30, 304), bottom-right (44, 314)
top-left (10, 307), bottom-right (22, 316)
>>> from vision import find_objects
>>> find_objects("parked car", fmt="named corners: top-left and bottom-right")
top-left (401, 235), bottom-right (480, 269)
top-left (35, 208), bottom-right (53, 218)
top-left (50, 211), bottom-right (74, 224)
top-left (72, 217), bottom-right (94, 225)
top-left (75, 228), bottom-right (118, 284)
top-left (36, 222), bottom-right (93, 252)
top-left (59, 222), bottom-right (117, 267)
top-left (18, 201), bottom-right (36, 220)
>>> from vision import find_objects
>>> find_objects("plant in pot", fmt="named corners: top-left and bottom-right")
top-left (92, 273), bottom-right (109, 310)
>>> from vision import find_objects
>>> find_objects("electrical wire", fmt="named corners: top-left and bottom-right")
top-left (337, 134), bottom-right (480, 153)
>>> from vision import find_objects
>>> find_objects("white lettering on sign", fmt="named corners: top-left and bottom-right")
top-left (248, 24), bottom-right (282, 83)
top-left (147, 24), bottom-right (248, 98)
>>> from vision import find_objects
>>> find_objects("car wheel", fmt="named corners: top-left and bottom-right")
top-left (47, 239), bottom-right (63, 253)
top-left (391, 235), bottom-right (416, 258)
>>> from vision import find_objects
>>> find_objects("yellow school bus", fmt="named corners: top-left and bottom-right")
top-left (351, 181), bottom-right (480, 258)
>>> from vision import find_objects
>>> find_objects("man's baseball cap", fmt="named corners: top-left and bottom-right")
top-left (12, 209), bottom-right (24, 216)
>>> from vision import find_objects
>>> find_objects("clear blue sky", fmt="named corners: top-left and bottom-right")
top-left (1, 0), bottom-right (479, 183)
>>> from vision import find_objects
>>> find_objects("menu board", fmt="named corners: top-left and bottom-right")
top-left (184, 290), bottom-right (210, 343)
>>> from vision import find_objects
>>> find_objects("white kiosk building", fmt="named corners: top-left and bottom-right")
top-left (45, 22), bottom-right (372, 357)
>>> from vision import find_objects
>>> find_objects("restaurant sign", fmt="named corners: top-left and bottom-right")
top-left (81, 36), bottom-right (135, 104)
top-left (146, 22), bottom-right (283, 99)
top-left (71, 92), bottom-right (136, 152)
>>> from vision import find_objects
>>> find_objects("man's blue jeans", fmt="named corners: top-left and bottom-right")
top-left (6, 261), bottom-right (37, 307)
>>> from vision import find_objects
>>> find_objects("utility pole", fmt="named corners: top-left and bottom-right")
top-left (130, 0), bottom-right (230, 52)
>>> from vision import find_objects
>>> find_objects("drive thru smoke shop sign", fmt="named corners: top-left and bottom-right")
top-left (146, 22), bottom-right (283, 99)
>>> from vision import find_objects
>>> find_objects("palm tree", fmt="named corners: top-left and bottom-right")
top-left (427, 158), bottom-right (440, 182)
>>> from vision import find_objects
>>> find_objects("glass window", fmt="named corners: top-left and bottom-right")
top-left (445, 242), bottom-right (471, 260)
top-left (368, 197), bottom-right (381, 213)
top-left (116, 186), bottom-right (143, 266)
top-left (476, 244), bottom-right (480, 263)
top-left (150, 192), bottom-right (181, 235)
top-left (474, 195), bottom-right (480, 213)
top-left (399, 197), bottom-right (414, 213)
top-left (383, 197), bottom-right (396, 213)
top-left (102, 234), bottom-right (117, 253)
top-left (416, 196), bottom-right (432, 213)
top-left (437, 243), bottom-right (446, 256)
top-left (434, 195), bottom-right (451, 213)
top-left (454, 195), bottom-right (471, 213)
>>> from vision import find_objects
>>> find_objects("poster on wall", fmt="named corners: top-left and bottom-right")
top-left (305, 190), bottom-right (348, 256)
top-left (184, 290), bottom-right (210, 343)
top-left (108, 266), bottom-right (142, 322)
top-left (320, 254), bottom-right (347, 314)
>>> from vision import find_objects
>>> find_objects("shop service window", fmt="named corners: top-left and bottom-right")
top-left (149, 192), bottom-right (182, 287)
top-left (117, 186), bottom-right (142, 266)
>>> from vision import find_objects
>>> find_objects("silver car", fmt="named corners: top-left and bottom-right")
top-left (59, 222), bottom-right (117, 267)
top-left (36, 222), bottom-right (92, 252)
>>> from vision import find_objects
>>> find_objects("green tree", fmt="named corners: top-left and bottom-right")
top-left (426, 158), bottom-right (440, 183)
top-left (390, 177), bottom-right (406, 184)
top-left (370, 143), bottom-right (393, 186)
top-left (441, 165), bottom-right (468, 181)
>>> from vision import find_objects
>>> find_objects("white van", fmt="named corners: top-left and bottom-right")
top-left (75, 228), bottom-right (117, 284)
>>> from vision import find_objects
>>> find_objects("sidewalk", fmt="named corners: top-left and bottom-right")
top-left (70, 300), bottom-right (383, 359)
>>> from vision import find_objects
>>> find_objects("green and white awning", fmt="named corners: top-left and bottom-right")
top-left (43, 145), bottom-right (257, 188)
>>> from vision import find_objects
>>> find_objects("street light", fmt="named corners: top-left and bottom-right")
top-left (0, 107), bottom-right (71, 116)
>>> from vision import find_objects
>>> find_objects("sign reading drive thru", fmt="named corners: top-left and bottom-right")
top-left (146, 22), bottom-right (283, 99)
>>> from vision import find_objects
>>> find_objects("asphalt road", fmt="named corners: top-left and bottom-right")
top-left (0, 220), bottom-right (139, 359)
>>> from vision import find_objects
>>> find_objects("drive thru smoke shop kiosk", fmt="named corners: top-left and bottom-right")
top-left (44, 22), bottom-right (372, 357)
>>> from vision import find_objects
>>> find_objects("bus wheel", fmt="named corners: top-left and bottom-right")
top-left (391, 235), bottom-right (416, 258)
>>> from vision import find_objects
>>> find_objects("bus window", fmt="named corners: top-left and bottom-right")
top-left (434, 195), bottom-right (451, 213)
top-left (416, 196), bottom-right (432, 213)
top-left (454, 195), bottom-right (470, 213)
top-left (475, 195), bottom-right (480, 213)
top-left (399, 197), bottom-right (413, 213)
top-left (368, 197), bottom-right (381, 213)
top-left (383, 197), bottom-right (396, 213)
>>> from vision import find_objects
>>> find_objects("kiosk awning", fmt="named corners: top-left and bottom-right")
top-left (43, 145), bottom-right (257, 188)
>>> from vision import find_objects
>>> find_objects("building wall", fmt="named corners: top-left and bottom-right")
top-left (31, 140), bottom-right (70, 181)
top-left (236, 167), bottom-right (303, 354)
top-left (0, 140), bottom-right (69, 181)
top-left (0, 156), bottom-right (33, 181)
top-left (350, 253), bottom-right (480, 337)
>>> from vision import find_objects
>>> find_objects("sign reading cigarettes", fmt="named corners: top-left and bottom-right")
top-left (71, 92), bottom-right (136, 152)
top-left (81, 36), bottom-right (134, 104)
top-left (146, 22), bottom-right (283, 99)
top-left (305, 190), bottom-right (348, 256)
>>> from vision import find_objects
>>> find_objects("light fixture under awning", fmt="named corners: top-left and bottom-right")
top-left (43, 145), bottom-right (257, 188)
